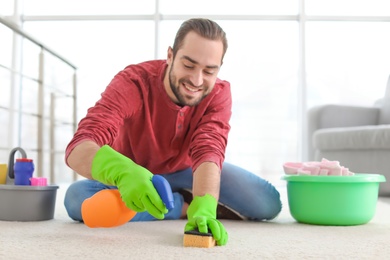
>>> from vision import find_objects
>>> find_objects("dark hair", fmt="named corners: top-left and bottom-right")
top-left (172, 18), bottom-right (228, 61)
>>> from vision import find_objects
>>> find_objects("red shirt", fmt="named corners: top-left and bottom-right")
top-left (65, 60), bottom-right (232, 174)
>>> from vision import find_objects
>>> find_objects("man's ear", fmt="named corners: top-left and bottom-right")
top-left (167, 46), bottom-right (173, 64)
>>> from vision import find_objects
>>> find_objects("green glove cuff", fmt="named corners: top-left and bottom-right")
top-left (91, 145), bottom-right (150, 186)
top-left (186, 194), bottom-right (217, 220)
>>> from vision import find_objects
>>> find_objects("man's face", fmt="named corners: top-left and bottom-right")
top-left (165, 31), bottom-right (224, 107)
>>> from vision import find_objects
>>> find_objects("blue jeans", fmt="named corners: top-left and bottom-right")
top-left (64, 162), bottom-right (282, 222)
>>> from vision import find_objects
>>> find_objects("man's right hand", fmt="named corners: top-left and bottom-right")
top-left (91, 145), bottom-right (168, 219)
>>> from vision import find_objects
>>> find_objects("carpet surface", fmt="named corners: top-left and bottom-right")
top-left (1, 183), bottom-right (389, 260)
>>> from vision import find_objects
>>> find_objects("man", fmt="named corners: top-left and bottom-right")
top-left (64, 18), bottom-right (282, 246)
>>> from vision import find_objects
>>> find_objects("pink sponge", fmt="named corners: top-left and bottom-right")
top-left (283, 158), bottom-right (353, 176)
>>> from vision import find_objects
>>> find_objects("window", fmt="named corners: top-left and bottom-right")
top-left (306, 0), bottom-right (390, 16)
top-left (2, 0), bottom-right (390, 183)
top-left (22, 0), bottom-right (155, 15)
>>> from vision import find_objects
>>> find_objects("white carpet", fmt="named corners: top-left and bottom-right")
top-left (1, 182), bottom-right (389, 260)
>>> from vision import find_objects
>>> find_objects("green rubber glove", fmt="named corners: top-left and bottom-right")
top-left (91, 145), bottom-right (168, 219)
top-left (184, 194), bottom-right (228, 246)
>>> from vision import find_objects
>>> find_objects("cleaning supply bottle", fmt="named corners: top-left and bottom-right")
top-left (82, 175), bottom-right (174, 227)
top-left (14, 158), bottom-right (35, 185)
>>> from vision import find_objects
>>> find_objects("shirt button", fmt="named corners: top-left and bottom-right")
top-left (180, 112), bottom-right (184, 116)
top-left (178, 124), bottom-right (182, 129)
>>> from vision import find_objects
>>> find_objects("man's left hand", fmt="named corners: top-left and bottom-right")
top-left (184, 194), bottom-right (228, 246)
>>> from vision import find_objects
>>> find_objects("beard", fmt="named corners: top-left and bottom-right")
top-left (168, 65), bottom-right (209, 107)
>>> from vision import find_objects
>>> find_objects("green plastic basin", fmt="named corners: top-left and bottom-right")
top-left (281, 174), bottom-right (386, 226)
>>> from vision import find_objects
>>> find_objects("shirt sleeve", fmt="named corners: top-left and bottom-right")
top-left (189, 80), bottom-right (232, 171)
top-left (65, 68), bottom-right (143, 164)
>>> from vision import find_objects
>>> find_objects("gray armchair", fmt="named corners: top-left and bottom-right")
top-left (307, 75), bottom-right (390, 196)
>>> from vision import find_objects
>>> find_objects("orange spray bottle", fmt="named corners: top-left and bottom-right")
top-left (81, 175), bottom-right (174, 228)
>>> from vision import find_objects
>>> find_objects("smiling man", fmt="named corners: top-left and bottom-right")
top-left (165, 31), bottom-right (223, 107)
top-left (64, 18), bottom-right (282, 246)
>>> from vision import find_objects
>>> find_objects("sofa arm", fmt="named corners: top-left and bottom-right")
top-left (306, 105), bottom-right (380, 161)
top-left (313, 124), bottom-right (390, 151)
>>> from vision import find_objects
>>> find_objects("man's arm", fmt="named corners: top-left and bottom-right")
top-left (192, 161), bottom-right (221, 201)
top-left (66, 140), bottom-right (100, 179)
top-left (185, 161), bottom-right (228, 246)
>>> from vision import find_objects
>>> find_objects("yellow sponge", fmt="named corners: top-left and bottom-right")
top-left (183, 230), bottom-right (216, 248)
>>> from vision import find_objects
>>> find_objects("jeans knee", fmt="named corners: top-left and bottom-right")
top-left (64, 180), bottom-right (106, 221)
top-left (253, 185), bottom-right (282, 221)
top-left (265, 190), bottom-right (282, 220)
top-left (64, 183), bottom-right (84, 221)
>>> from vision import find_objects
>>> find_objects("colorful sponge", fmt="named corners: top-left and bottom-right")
top-left (183, 229), bottom-right (216, 248)
top-left (283, 158), bottom-right (354, 176)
